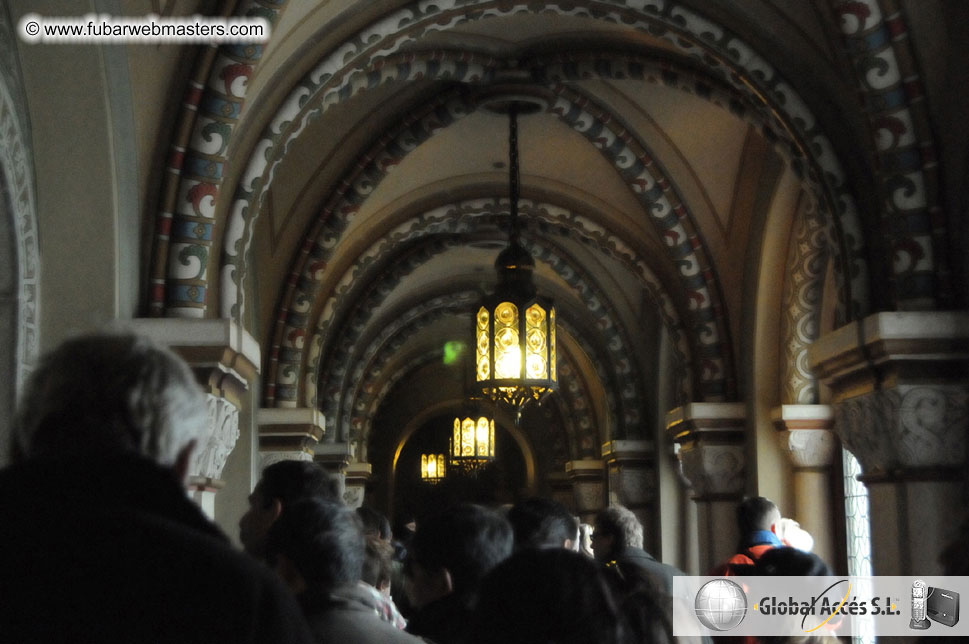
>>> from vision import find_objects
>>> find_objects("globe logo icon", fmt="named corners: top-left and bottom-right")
top-left (694, 579), bottom-right (747, 631)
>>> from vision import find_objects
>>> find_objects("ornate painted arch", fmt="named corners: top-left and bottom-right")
top-left (154, 0), bottom-right (876, 320)
top-left (781, 194), bottom-right (828, 405)
top-left (0, 30), bottom-right (40, 392)
top-left (285, 197), bottom-right (694, 421)
top-left (309, 226), bottom-right (641, 441)
top-left (267, 85), bottom-right (727, 410)
top-left (151, 0), bottom-right (946, 330)
top-left (336, 294), bottom-right (591, 466)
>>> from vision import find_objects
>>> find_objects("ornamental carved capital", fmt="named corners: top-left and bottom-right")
top-left (808, 313), bottom-right (969, 477)
top-left (666, 403), bottom-right (746, 499)
top-left (834, 385), bottom-right (967, 476)
top-left (190, 395), bottom-right (240, 481)
top-left (771, 405), bottom-right (837, 469)
top-left (131, 319), bottom-right (260, 484)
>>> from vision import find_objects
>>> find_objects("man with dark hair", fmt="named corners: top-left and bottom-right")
top-left (0, 331), bottom-right (314, 643)
top-left (265, 498), bottom-right (424, 643)
top-left (711, 495), bottom-right (783, 575)
top-left (239, 459), bottom-right (340, 559)
top-left (405, 503), bottom-right (513, 643)
top-left (592, 504), bottom-right (682, 595)
top-left (507, 496), bottom-right (580, 551)
top-left (357, 505), bottom-right (393, 541)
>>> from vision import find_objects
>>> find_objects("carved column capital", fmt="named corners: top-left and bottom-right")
top-left (257, 408), bottom-right (324, 468)
top-left (808, 312), bottom-right (969, 477)
top-left (566, 459), bottom-right (606, 522)
top-left (601, 440), bottom-right (656, 547)
top-left (666, 403), bottom-right (746, 500)
top-left (771, 404), bottom-right (837, 469)
top-left (601, 439), bottom-right (655, 504)
top-left (132, 319), bottom-right (259, 485)
top-left (344, 463), bottom-right (372, 509)
top-left (314, 442), bottom-right (352, 473)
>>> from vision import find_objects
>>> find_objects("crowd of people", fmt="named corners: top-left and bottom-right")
top-left (1, 330), bottom-right (935, 643)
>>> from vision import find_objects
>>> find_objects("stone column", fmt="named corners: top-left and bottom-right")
top-left (344, 462), bottom-right (372, 508)
top-left (666, 402), bottom-right (746, 573)
top-left (547, 471), bottom-right (575, 515)
top-left (808, 311), bottom-right (969, 576)
top-left (770, 404), bottom-right (837, 564)
top-left (314, 443), bottom-right (351, 502)
top-left (565, 459), bottom-right (605, 525)
top-left (256, 408), bottom-right (324, 470)
top-left (601, 440), bottom-right (657, 552)
top-left (132, 319), bottom-right (259, 518)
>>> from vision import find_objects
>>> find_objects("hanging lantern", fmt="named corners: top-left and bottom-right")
top-left (449, 413), bottom-right (495, 474)
top-left (475, 100), bottom-right (557, 409)
top-left (420, 453), bottom-right (446, 483)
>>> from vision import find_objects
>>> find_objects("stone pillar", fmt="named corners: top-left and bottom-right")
top-left (256, 408), bottom-right (324, 470)
top-left (808, 311), bottom-right (969, 576)
top-left (547, 471), bottom-right (574, 515)
top-left (770, 404), bottom-right (837, 564)
top-left (132, 319), bottom-right (259, 518)
top-left (666, 402), bottom-right (746, 574)
top-left (565, 459), bottom-right (605, 525)
top-left (601, 440), bottom-right (657, 551)
top-left (314, 443), bottom-right (351, 502)
top-left (344, 462), bottom-right (372, 508)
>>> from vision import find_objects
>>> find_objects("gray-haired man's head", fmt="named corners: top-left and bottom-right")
top-left (11, 331), bottom-right (208, 474)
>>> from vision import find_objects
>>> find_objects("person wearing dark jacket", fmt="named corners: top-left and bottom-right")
top-left (591, 504), bottom-right (682, 595)
top-left (0, 331), bottom-right (314, 644)
top-left (264, 497), bottom-right (426, 644)
top-left (710, 496), bottom-right (783, 576)
top-left (404, 504), bottom-right (514, 644)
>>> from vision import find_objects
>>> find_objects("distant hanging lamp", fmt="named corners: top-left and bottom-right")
top-left (475, 99), bottom-right (557, 410)
top-left (420, 453), bottom-right (446, 483)
top-left (450, 410), bottom-right (495, 474)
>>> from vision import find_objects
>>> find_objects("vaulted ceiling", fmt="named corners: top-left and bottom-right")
top-left (140, 0), bottom-right (954, 493)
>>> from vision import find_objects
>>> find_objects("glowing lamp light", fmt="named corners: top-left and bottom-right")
top-left (474, 98), bottom-right (557, 411)
top-left (450, 414), bottom-right (495, 474)
top-left (420, 453), bottom-right (446, 483)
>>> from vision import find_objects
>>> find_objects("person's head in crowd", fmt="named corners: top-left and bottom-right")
top-left (738, 496), bottom-right (781, 535)
top-left (470, 547), bottom-right (628, 644)
top-left (507, 497), bottom-right (579, 551)
top-left (592, 505), bottom-right (643, 563)
top-left (754, 547), bottom-right (832, 577)
top-left (239, 459), bottom-right (341, 558)
top-left (11, 331), bottom-right (207, 480)
top-left (357, 506), bottom-right (392, 542)
top-left (405, 503), bottom-right (513, 609)
top-left (5, 331), bottom-right (319, 644)
top-left (363, 535), bottom-right (395, 595)
top-left (264, 497), bottom-right (364, 595)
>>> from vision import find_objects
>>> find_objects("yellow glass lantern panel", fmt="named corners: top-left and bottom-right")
top-left (461, 417), bottom-right (475, 456)
top-left (550, 308), bottom-right (557, 381)
top-left (524, 303), bottom-right (548, 379)
top-left (475, 417), bottom-right (490, 457)
top-left (476, 307), bottom-right (490, 381)
top-left (452, 419), bottom-right (461, 457)
top-left (493, 302), bottom-right (520, 379)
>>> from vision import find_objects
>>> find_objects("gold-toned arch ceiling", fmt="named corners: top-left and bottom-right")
top-left (235, 2), bottom-right (837, 463)
top-left (149, 0), bottom-right (951, 476)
